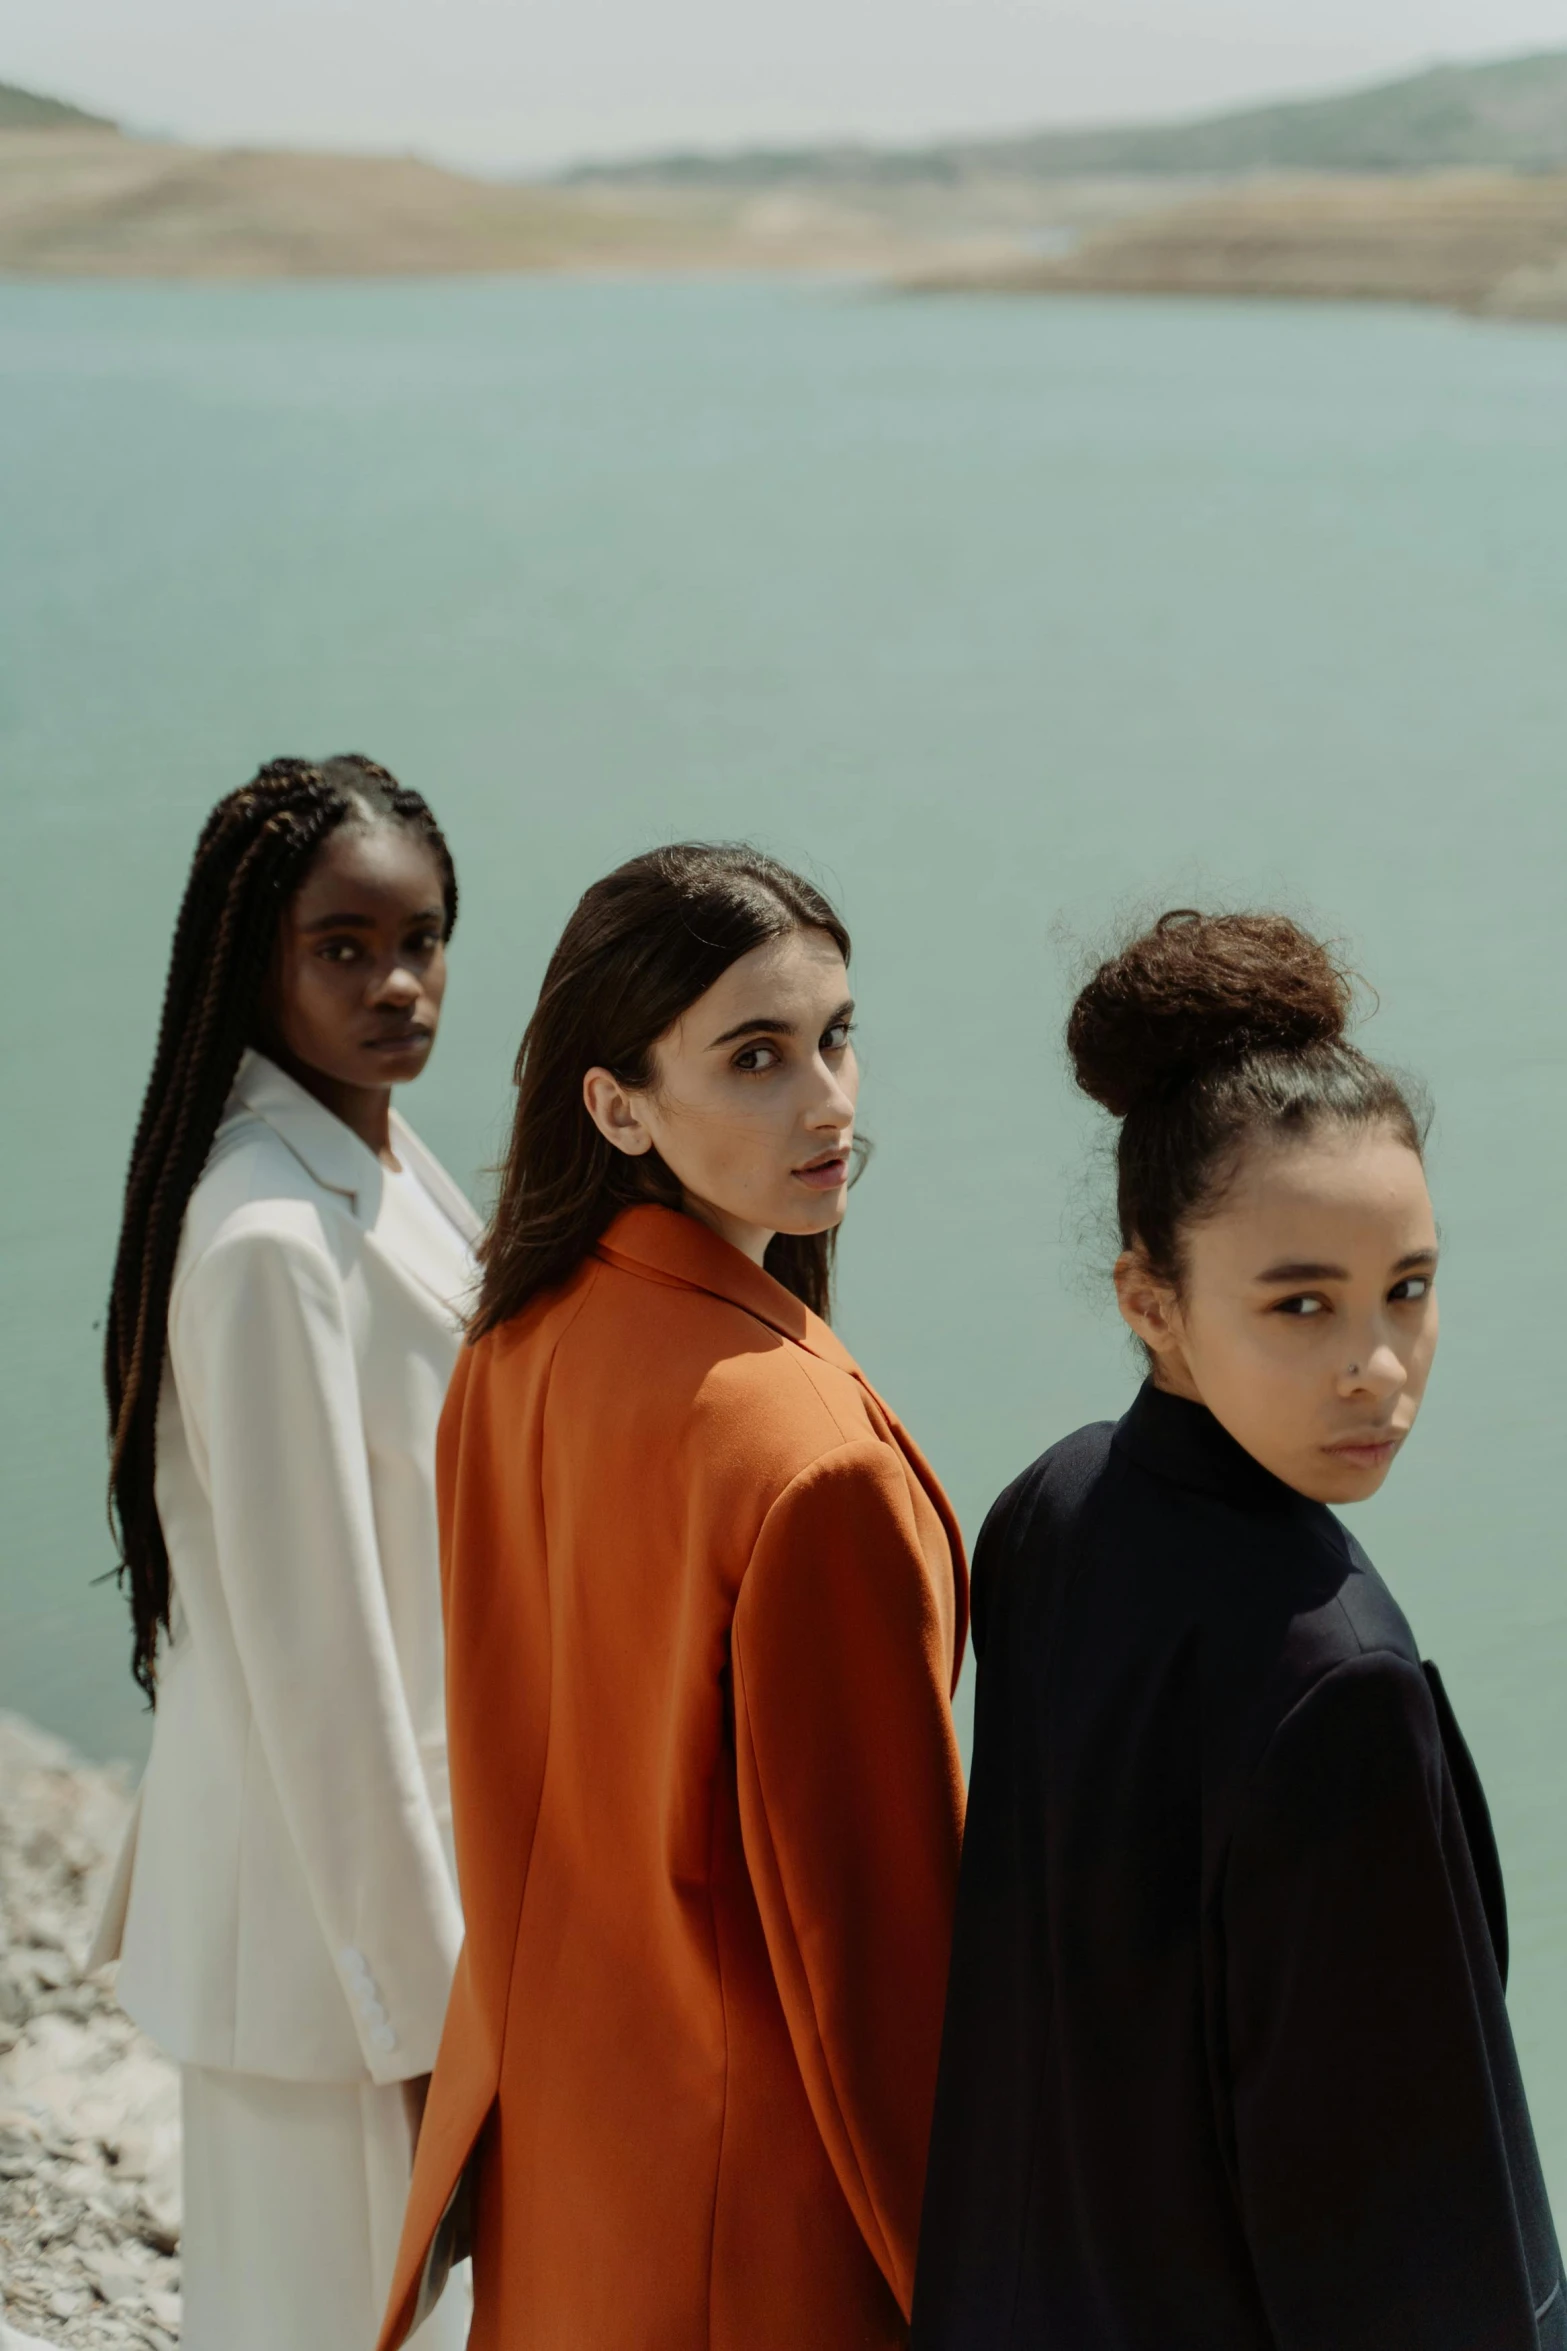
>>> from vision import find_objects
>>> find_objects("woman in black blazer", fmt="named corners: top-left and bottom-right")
top-left (914, 910), bottom-right (1561, 2351)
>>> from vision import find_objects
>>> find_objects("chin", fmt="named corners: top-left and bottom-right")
top-left (775, 1194), bottom-right (848, 1238)
top-left (363, 1046), bottom-right (432, 1084)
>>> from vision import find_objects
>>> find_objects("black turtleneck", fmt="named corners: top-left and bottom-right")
top-left (913, 1384), bottom-right (1562, 2351)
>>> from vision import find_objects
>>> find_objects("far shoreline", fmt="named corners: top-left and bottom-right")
top-left (3, 130), bottom-right (1563, 322)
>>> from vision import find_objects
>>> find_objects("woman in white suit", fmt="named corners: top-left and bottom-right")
top-left (96, 755), bottom-right (478, 2350)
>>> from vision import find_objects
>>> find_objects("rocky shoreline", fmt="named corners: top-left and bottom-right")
top-left (0, 1716), bottom-right (179, 2350)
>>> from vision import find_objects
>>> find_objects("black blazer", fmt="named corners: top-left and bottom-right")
top-left (913, 1384), bottom-right (1562, 2351)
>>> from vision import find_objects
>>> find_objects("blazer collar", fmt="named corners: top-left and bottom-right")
top-left (229, 1051), bottom-right (480, 1245)
top-left (232, 1050), bottom-right (377, 1210)
top-left (1112, 1380), bottom-right (1306, 1514)
top-left (594, 1204), bottom-right (860, 1376)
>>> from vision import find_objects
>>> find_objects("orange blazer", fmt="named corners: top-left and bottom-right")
top-left (379, 1204), bottom-right (969, 2351)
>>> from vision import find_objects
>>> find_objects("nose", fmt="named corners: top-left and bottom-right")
top-left (369, 959), bottom-right (421, 1008)
top-left (1339, 1336), bottom-right (1406, 1401)
top-left (806, 1054), bottom-right (857, 1132)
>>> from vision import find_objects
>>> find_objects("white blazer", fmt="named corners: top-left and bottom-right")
top-left (99, 1051), bottom-right (481, 2087)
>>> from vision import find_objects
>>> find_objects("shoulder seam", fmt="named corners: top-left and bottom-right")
top-left (170, 1208), bottom-right (343, 1324)
top-left (598, 1256), bottom-right (857, 1459)
top-left (1248, 1646), bottom-right (1429, 1792)
top-left (774, 1343), bottom-right (863, 1453)
top-left (180, 1205), bottom-right (338, 1264)
top-left (537, 1256), bottom-right (603, 1386)
top-left (741, 1437), bottom-right (901, 1589)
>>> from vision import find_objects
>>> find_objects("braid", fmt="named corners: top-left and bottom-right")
top-left (106, 754), bottom-right (458, 1700)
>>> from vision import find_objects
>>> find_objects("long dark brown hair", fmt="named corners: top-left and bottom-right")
top-left (472, 842), bottom-right (853, 1339)
top-left (107, 755), bottom-right (458, 1700)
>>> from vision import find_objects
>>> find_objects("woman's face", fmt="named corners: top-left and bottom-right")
top-left (584, 925), bottom-right (858, 1267)
top-left (1116, 1123), bottom-right (1439, 1504)
top-left (260, 821), bottom-right (449, 1093)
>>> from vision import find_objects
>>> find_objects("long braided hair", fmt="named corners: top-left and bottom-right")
top-left (106, 754), bottom-right (458, 1701)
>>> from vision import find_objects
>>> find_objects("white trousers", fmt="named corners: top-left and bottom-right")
top-left (181, 2066), bottom-right (470, 2351)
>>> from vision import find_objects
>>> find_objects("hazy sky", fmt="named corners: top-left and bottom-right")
top-left (11, 0), bottom-right (1567, 171)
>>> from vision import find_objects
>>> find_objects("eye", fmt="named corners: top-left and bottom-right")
top-left (405, 928), bottom-right (442, 957)
top-left (732, 1040), bottom-right (781, 1074)
top-left (316, 938), bottom-right (362, 965)
top-left (822, 1018), bottom-right (854, 1053)
top-left (1273, 1294), bottom-right (1327, 1318)
top-left (1389, 1274), bottom-right (1432, 1303)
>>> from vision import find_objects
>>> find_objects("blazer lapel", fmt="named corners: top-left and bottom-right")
top-left (233, 1051), bottom-right (478, 1319)
top-left (370, 1164), bottom-right (479, 1323)
top-left (232, 1051), bottom-right (376, 1215)
top-left (391, 1114), bottom-right (484, 1248)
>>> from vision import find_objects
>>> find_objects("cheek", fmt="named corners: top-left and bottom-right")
top-left (1194, 1343), bottom-right (1324, 1471)
top-left (1185, 1302), bottom-right (1315, 1410)
top-left (649, 1092), bottom-right (785, 1202)
top-left (277, 958), bottom-right (355, 1047)
top-left (690, 1109), bottom-right (778, 1188)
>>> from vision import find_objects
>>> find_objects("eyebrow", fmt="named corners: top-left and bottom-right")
top-left (1253, 1247), bottom-right (1439, 1284)
top-left (707, 998), bottom-right (854, 1049)
top-left (301, 907), bottom-right (443, 932)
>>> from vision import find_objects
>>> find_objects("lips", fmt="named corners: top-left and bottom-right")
top-left (793, 1150), bottom-right (850, 1192)
top-left (364, 1027), bottom-right (431, 1053)
top-left (1324, 1429), bottom-right (1403, 1466)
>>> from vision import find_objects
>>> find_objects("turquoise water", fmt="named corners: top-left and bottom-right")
top-left (1, 277), bottom-right (1563, 2195)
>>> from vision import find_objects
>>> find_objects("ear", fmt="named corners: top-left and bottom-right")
top-left (1113, 1247), bottom-right (1186, 1362)
top-left (583, 1067), bottom-right (654, 1158)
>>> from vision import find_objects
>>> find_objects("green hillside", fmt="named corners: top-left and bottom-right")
top-left (0, 80), bottom-right (115, 132)
top-left (568, 48), bottom-right (1567, 186)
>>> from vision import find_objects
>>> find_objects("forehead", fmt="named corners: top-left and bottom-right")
top-left (1200, 1127), bottom-right (1434, 1254)
top-left (688, 926), bottom-right (849, 1025)
top-left (290, 821), bottom-right (444, 918)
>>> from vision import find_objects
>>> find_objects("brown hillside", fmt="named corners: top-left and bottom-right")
top-left (0, 131), bottom-right (1114, 279)
top-left (0, 134), bottom-right (707, 276)
top-left (915, 172), bottom-right (1567, 318)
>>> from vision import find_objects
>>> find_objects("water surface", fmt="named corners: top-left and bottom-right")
top-left (1, 275), bottom-right (1562, 2192)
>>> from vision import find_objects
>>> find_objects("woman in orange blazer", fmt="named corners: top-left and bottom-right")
top-left (379, 842), bottom-right (968, 2351)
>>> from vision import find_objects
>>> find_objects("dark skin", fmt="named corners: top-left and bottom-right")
top-left (256, 821), bottom-right (449, 1171)
top-left (255, 817), bottom-right (448, 2137)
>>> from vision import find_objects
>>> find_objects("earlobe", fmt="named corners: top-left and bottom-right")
top-left (583, 1067), bottom-right (654, 1158)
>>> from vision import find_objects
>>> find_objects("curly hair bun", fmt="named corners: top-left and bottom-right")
top-left (1067, 909), bottom-right (1354, 1118)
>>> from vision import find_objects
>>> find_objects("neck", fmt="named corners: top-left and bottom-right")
top-left (679, 1191), bottom-right (773, 1269)
top-left (268, 1047), bottom-right (397, 1165)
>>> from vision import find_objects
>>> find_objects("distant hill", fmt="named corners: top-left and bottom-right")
top-left (0, 134), bottom-right (1035, 279)
top-left (567, 48), bottom-right (1567, 187)
top-left (0, 80), bottom-right (115, 132)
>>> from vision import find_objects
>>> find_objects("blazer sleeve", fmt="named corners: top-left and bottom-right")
top-left (1223, 1651), bottom-right (1560, 2351)
top-left (731, 1438), bottom-right (965, 2320)
top-left (174, 1221), bottom-right (463, 2082)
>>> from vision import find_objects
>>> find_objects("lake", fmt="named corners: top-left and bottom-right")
top-left (1, 274), bottom-right (1563, 2198)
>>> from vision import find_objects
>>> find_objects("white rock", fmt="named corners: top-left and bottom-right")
top-left (0, 2320), bottom-right (62, 2351)
top-left (0, 1713), bottom-right (180, 2351)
